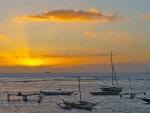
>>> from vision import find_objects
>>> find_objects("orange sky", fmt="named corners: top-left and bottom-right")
top-left (0, 0), bottom-right (150, 73)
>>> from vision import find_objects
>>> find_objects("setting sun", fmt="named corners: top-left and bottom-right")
top-left (21, 58), bottom-right (44, 67)
top-left (0, 0), bottom-right (150, 73)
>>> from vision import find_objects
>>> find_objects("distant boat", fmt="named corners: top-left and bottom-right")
top-left (40, 91), bottom-right (74, 95)
top-left (145, 70), bottom-right (148, 74)
top-left (45, 72), bottom-right (50, 73)
top-left (90, 51), bottom-right (123, 95)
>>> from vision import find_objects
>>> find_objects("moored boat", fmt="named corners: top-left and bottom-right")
top-left (57, 76), bottom-right (97, 110)
top-left (63, 100), bottom-right (92, 110)
top-left (119, 77), bottom-right (146, 98)
top-left (100, 86), bottom-right (123, 92)
top-left (79, 101), bottom-right (98, 106)
top-left (142, 98), bottom-right (150, 103)
top-left (40, 91), bottom-right (74, 95)
top-left (100, 51), bottom-right (123, 93)
top-left (90, 90), bottom-right (121, 95)
top-left (90, 51), bottom-right (123, 95)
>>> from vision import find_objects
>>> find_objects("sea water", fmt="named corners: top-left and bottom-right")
top-left (0, 73), bottom-right (149, 113)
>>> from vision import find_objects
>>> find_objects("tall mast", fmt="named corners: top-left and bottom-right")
top-left (111, 51), bottom-right (114, 86)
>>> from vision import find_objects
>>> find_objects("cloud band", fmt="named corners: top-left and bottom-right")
top-left (13, 8), bottom-right (127, 22)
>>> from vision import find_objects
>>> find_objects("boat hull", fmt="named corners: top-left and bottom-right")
top-left (100, 86), bottom-right (123, 92)
top-left (79, 101), bottom-right (98, 106)
top-left (63, 100), bottom-right (92, 110)
top-left (90, 91), bottom-right (121, 95)
top-left (142, 98), bottom-right (150, 103)
top-left (40, 91), bottom-right (74, 95)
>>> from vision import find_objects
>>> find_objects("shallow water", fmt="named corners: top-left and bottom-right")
top-left (0, 73), bottom-right (150, 113)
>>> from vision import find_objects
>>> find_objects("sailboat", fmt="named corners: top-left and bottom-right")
top-left (119, 77), bottom-right (146, 98)
top-left (90, 51), bottom-right (123, 95)
top-left (145, 70), bottom-right (149, 74)
top-left (57, 76), bottom-right (98, 110)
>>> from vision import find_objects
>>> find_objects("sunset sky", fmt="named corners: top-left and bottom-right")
top-left (0, 0), bottom-right (150, 73)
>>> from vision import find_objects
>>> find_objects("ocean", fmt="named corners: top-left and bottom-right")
top-left (0, 73), bottom-right (149, 113)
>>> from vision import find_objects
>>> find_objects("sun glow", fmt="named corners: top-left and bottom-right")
top-left (21, 58), bottom-right (44, 67)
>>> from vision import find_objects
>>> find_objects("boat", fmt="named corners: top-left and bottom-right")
top-left (78, 101), bottom-right (98, 106)
top-left (100, 51), bottom-right (123, 92)
top-left (119, 77), bottom-right (146, 98)
top-left (7, 92), bottom-right (43, 102)
top-left (90, 90), bottom-right (121, 95)
top-left (63, 100), bottom-right (92, 110)
top-left (56, 103), bottom-right (72, 109)
top-left (145, 70), bottom-right (149, 74)
top-left (142, 98), bottom-right (150, 103)
top-left (40, 91), bottom-right (74, 95)
top-left (100, 86), bottom-right (123, 92)
top-left (57, 76), bottom-right (97, 110)
top-left (45, 72), bottom-right (50, 73)
top-left (90, 51), bottom-right (123, 95)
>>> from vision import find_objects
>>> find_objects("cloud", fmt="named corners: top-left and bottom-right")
top-left (140, 14), bottom-right (150, 18)
top-left (105, 31), bottom-right (138, 46)
top-left (141, 32), bottom-right (147, 39)
top-left (85, 31), bottom-right (97, 36)
top-left (14, 54), bottom-right (110, 59)
top-left (142, 35), bottom-right (147, 39)
top-left (0, 35), bottom-right (6, 39)
top-left (13, 8), bottom-right (127, 22)
top-left (115, 36), bottom-right (138, 46)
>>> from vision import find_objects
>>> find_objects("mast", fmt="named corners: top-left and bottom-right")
top-left (111, 51), bottom-right (114, 86)
top-left (129, 77), bottom-right (132, 93)
top-left (145, 70), bottom-right (148, 74)
top-left (78, 76), bottom-right (81, 102)
top-left (111, 51), bottom-right (118, 86)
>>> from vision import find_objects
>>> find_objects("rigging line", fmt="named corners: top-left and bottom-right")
top-left (113, 65), bottom-right (118, 86)
top-left (78, 76), bottom-right (81, 102)
top-left (111, 51), bottom-right (118, 86)
top-left (129, 77), bottom-right (133, 93)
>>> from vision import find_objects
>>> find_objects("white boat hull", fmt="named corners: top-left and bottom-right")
top-left (63, 100), bottom-right (92, 110)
